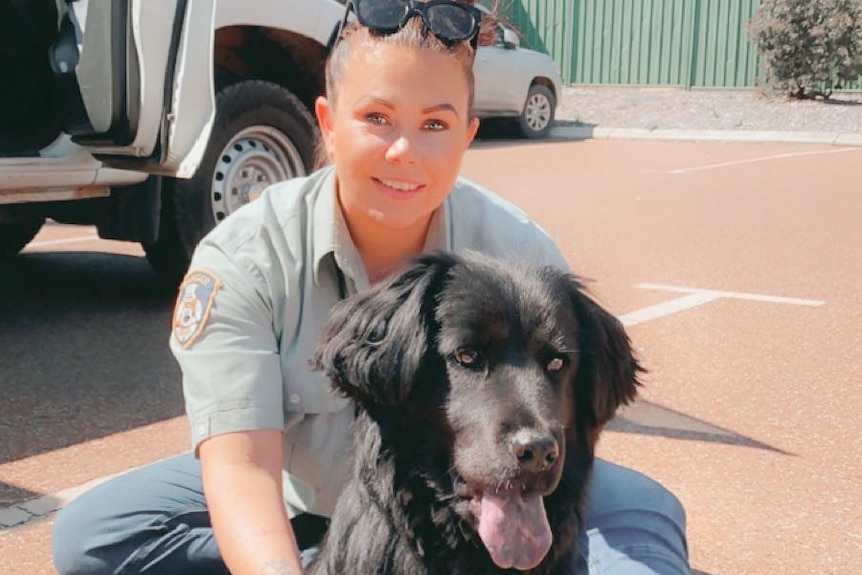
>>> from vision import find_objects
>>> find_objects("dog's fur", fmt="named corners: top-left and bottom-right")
top-left (309, 252), bottom-right (641, 574)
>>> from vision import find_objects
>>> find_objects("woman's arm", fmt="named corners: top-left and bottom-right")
top-left (200, 429), bottom-right (304, 575)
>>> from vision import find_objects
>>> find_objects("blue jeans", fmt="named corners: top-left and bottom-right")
top-left (52, 453), bottom-right (690, 575)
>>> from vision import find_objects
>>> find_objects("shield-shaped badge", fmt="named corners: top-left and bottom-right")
top-left (173, 270), bottom-right (222, 349)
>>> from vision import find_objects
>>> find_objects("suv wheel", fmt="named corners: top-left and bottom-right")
top-left (0, 206), bottom-right (45, 259)
top-left (144, 80), bottom-right (316, 284)
top-left (518, 84), bottom-right (555, 139)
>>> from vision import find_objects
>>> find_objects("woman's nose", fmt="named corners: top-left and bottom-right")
top-left (384, 134), bottom-right (417, 163)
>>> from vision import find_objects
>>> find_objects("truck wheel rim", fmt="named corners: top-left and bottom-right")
top-left (210, 126), bottom-right (306, 222)
top-left (525, 92), bottom-right (551, 132)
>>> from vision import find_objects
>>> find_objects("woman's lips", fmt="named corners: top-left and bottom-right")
top-left (373, 177), bottom-right (425, 196)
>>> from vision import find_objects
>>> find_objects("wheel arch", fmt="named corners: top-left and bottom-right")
top-left (144, 24), bottom-right (329, 283)
top-left (530, 76), bottom-right (558, 101)
top-left (212, 26), bottom-right (328, 114)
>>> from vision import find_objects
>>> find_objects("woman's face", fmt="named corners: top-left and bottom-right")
top-left (316, 40), bottom-right (479, 233)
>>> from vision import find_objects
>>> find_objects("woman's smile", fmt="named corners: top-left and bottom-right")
top-left (373, 177), bottom-right (425, 196)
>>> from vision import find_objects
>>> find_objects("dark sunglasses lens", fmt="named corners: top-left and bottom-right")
top-left (426, 4), bottom-right (477, 40)
top-left (355, 0), bottom-right (410, 31)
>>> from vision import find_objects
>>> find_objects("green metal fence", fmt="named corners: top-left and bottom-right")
top-left (691, 0), bottom-right (760, 87)
top-left (501, 0), bottom-right (862, 90)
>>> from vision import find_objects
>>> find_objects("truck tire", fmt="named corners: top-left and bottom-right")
top-left (147, 80), bottom-right (316, 283)
top-left (0, 206), bottom-right (45, 259)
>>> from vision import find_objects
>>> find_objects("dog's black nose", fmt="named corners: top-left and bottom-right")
top-left (511, 430), bottom-right (559, 473)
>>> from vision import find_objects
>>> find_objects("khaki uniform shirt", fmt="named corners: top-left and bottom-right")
top-left (170, 165), bottom-right (570, 517)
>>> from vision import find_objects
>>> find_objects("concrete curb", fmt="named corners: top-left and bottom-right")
top-left (0, 468), bottom-right (134, 533)
top-left (551, 125), bottom-right (862, 146)
top-left (0, 478), bottom-right (104, 531)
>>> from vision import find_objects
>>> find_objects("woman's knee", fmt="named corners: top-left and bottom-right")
top-left (52, 488), bottom-right (114, 575)
top-left (52, 454), bottom-right (205, 575)
top-left (582, 459), bottom-right (690, 573)
top-left (586, 459), bottom-right (686, 529)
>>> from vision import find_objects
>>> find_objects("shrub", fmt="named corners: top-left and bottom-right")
top-left (749, 0), bottom-right (862, 99)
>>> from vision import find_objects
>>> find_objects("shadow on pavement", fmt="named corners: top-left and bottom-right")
top-left (0, 252), bottom-right (183, 472)
top-left (821, 96), bottom-right (862, 106)
top-left (471, 119), bottom-right (594, 147)
top-left (609, 400), bottom-right (793, 455)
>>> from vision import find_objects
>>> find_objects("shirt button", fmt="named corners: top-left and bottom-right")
top-left (289, 393), bottom-right (301, 405)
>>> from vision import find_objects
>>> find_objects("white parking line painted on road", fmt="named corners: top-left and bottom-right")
top-left (26, 234), bottom-right (100, 249)
top-left (668, 147), bottom-right (858, 175)
top-left (0, 281), bottom-right (827, 534)
top-left (619, 292), bottom-right (721, 327)
top-left (619, 283), bottom-right (825, 328)
top-left (634, 283), bottom-right (825, 307)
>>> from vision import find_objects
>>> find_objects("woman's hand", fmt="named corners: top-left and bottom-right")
top-left (200, 429), bottom-right (304, 575)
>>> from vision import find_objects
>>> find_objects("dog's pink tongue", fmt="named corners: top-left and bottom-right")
top-left (477, 491), bottom-right (552, 570)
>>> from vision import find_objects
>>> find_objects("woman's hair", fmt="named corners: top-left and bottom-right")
top-left (315, 17), bottom-right (478, 168)
top-left (326, 18), bottom-right (477, 117)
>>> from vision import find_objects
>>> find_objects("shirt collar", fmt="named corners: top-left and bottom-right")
top-left (424, 197), bottom-right (451, 253)
top-left (311, 166), bottom-right (342, 287)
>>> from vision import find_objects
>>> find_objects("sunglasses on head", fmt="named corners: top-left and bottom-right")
top-left (334, 0), bottom-right (483, 49)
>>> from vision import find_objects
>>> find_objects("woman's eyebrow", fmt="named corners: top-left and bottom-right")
top-left (422, 103), bottom-right (459, 117)
top-left (357, 97), bottom-right (459, 118)
top-left (365, 97), bottom-right (395, 110)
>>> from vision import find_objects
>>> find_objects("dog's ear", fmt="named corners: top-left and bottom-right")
top-left (311, 252), bottom-right (458, 406)
top-left (562, 274), bottom-right (642, 428)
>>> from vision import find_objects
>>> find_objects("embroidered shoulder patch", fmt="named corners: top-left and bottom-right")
top-left (173, 270), bottom-right (222, 349)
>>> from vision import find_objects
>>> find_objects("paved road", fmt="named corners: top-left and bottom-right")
top-left (1, 139), bottom-right (859, 575)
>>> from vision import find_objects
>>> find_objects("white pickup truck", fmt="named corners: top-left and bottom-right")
top-left (0, 0), bottom-right (344, 283)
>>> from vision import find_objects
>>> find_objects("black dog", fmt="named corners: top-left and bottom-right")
top-left (310, 252), bottom-right (641, 574)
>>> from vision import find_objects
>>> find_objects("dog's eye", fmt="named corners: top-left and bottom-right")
top-left (546, 356), bottom-right (566, 373)
top-left (453, 348), bottom-right (481, 367)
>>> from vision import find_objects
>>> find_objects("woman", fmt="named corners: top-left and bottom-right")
top-left (52, 2), bottom-right (690, 574)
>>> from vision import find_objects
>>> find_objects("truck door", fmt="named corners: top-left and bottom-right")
top-left (57, 0), bottom-right (216, 177)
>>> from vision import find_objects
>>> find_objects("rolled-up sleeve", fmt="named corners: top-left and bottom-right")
top-left (170, 235), bottom-right (285, 452)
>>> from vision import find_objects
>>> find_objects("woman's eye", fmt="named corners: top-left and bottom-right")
top-left (453, 348), bottom-right (480, 367)
top-left (424, 119), bottom-right (448, 131)
top-left (366, 113), bottom-right (388, 125)
top-left (546, 357), bottom-right (565, 373)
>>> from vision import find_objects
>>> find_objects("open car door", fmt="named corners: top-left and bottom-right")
top-left (58, 0), bottom-right (215, 177)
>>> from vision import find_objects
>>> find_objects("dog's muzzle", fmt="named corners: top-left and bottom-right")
top-left (454, 427), bottom-right (564, 571)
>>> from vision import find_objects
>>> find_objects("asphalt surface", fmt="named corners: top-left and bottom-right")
top-left (1, 137), bottom-right (860, 574)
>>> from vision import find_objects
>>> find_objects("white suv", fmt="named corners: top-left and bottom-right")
top-left (473, 5), bottom-right (563, 139)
